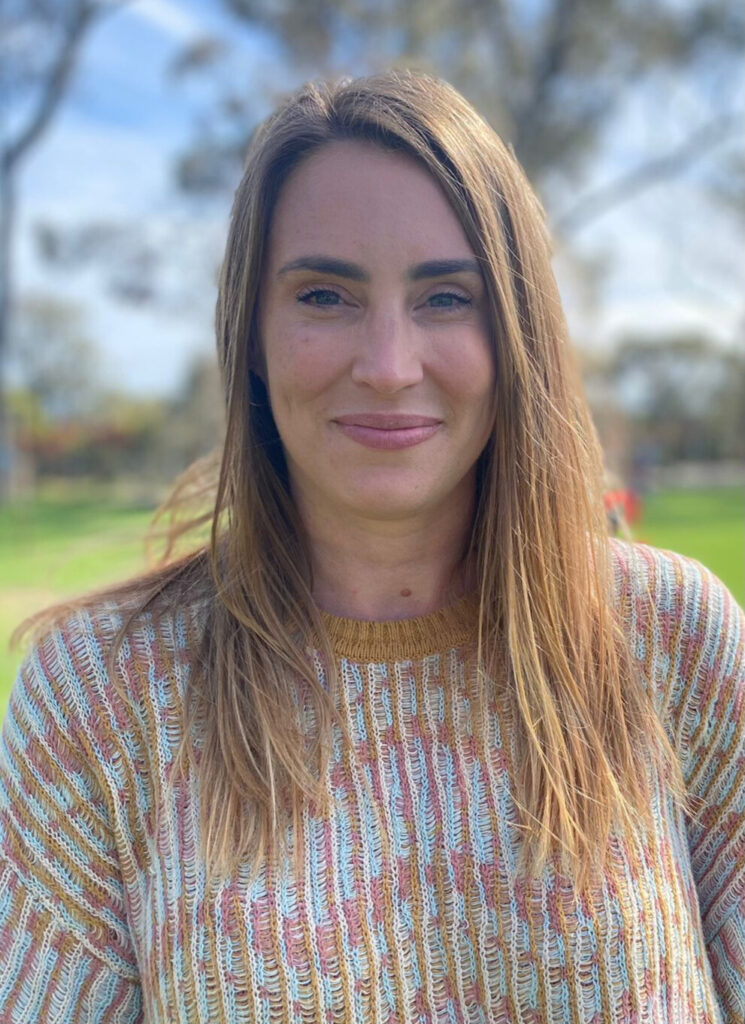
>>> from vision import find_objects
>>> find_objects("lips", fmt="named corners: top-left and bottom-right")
top-left (333, 413), bottom-right (441, 429)
top-left (332, 413), bottom-right (442, 450)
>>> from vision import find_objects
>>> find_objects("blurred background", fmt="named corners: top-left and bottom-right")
top-left (1, 0), bottom-right (743, 716)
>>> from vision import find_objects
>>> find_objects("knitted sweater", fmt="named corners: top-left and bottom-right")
top-left (1, 541), bottom-right (744, 1023)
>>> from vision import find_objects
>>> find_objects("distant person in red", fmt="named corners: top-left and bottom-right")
top-left (604, 484), bottom-right (642, 534)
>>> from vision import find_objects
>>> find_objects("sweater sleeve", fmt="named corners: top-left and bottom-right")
top-left (674, 557), bottom-right (745, 1022)
top-left (0, 619), bottom-right (143, 1023)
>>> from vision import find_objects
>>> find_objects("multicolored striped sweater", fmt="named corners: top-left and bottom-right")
top-left (1, 541), bottom-right (744, 1022)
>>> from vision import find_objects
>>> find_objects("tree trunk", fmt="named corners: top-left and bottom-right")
top-left (0, 159), bottom-right (15, 503)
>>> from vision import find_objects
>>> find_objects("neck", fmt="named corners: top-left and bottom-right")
top-left (296, 485), bottom-right (477, 622)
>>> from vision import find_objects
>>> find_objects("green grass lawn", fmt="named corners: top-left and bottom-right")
top-left (1, 485), bottom-right (742, 722)
top-left (0, 489), bottom-right (157, 720)
top-left (632, 487), bottom-right (744, 603)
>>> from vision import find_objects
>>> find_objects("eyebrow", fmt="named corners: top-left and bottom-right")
top-left (408, 258), bottom-right (483, 281)
top-left (276, 255), bottom-right (483, 281)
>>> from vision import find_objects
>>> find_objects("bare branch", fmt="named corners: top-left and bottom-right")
top-left (511, 0), bottom-right (579, 150)
top-left (531, 0), bottom-right (579, 103)
top-left (554, 113), bottom-right (741, 235)
top-left (4, 1), bottom-right (117, 170)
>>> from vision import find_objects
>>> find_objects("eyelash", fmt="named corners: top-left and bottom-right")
top-left (297, 287), bottom-right (342, 306)
top-left (296, 287), bottom-right (472, 309)
top-left (426, 291), bottom-right (472, 309)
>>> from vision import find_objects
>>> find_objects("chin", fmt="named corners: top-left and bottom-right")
top-left (339, 480), bottom-right (446, 521)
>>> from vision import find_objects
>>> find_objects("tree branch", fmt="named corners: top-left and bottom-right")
top-left (510, 0), bottom-right (584, 166)
top-left (4, 2), bottom-right (112, 170)
top-left (554, 113), bottom-right (740, 234)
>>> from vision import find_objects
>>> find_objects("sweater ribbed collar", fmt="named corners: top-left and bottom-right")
top-left (318, 593), bottom-right (479, 661)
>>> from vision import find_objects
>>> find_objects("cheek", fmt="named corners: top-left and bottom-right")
top-left (265, 328), bottom-right (344, 413)
top-left (439, 338), bottom-right (495, 414)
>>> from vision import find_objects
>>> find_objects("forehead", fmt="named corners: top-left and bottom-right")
top-left (266, 140), bottom-right (474, 266)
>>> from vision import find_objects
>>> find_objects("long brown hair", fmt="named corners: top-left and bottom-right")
top-left (14, 69), bottom-right (688, 892)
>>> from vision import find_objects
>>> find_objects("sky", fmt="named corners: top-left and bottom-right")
top-left (13, 0), bottom-right (745, 397)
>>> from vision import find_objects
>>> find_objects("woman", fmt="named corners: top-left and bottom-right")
top-left (1, 70), bottom-right (743, 1023)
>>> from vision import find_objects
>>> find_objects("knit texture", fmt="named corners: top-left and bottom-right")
top-left (0, 540), bottom-right (743, 1022)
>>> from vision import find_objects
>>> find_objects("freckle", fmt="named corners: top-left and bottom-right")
top-left (400, 588), bottom-right (412, 598)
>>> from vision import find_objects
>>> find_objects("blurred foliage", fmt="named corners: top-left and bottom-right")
top-left (1, 1), bottom-right (111, 134)
top-left (173, 0), bottom-right (743, 215)
top-left (7, 294), bottom-right (223, 497)
top-left (7, 294), bottom-right (100, 420)
top-left (6, 0), bottom-right (736, 481)
top-left (1, 1), bottom-right (119, 500)
top-left (8, 361), bottom-right (224, 495)
top-left (583, 332), bottom-right (745, 478)
top-left (3, 0), bottom-right (743, 513)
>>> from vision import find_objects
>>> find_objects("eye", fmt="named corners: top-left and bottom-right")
top-left (297, 287), bottom-right (343, 307)
top-left (426, 291), bottom-right (471, 309)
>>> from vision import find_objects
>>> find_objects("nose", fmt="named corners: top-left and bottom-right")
top-left (350, 310), bottom-right (424, 393)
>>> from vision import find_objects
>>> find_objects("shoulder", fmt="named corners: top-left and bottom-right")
top-left (2, 594), bottom-right (211, 886)
top-left (610, 535), bottom-right (718, 599)
top-left (609, 538), bottom-right (744, 740)
top-left (6, 594), bottom-right (210, 765)
top-left (23, 592), bottom-right (207, 681)
top-left (0, 596), bottom-right (212, 988)
top-left (610, 537), bottom-right (741, 651)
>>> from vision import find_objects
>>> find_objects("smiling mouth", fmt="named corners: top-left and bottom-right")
top-left (332, 414), bottom-right (442, 450)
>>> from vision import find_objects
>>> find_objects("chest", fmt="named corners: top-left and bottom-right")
top-left (132, 668), bottom-right (720, 1023)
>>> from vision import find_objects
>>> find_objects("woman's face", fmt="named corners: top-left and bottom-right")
top-left (259, 140), bottom-right (495, 528)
